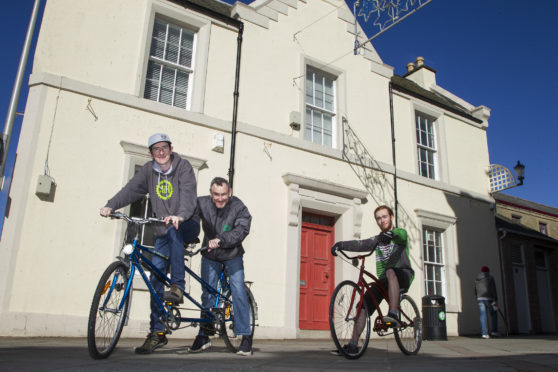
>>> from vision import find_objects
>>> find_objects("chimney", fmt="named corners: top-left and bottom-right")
top-left (403, 56), bottom-right (436, 89)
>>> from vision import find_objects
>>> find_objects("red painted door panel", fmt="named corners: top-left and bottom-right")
top-left (299, 221), bottom-right (334, 330)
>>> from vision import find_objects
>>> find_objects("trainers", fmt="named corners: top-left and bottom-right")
top-left (164, 284), bottom-right (184, 304)
top-left (490, 332), bottom-right (500, 338)
top-left (236, 335), bottom-right (252, 356)
top-left (383, 311), bottom-right (401, 328)
top-left (188, 335), bottom-right (211, 353)
top-left (330, 343), bottom-right (359, 356)
top-left (482, 334), bottom-right (490, 339)
top-left (135, 332), bottom-right (168, 354)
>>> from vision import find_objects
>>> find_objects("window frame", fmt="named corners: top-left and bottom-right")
top-left (415, 209), bottom-right (457, 311)
top-left (144, 17), bottom-right (197, 110)
top-left (539, 222), bottom-right (548, 235)
top-left (303, 65), bottom-right (339, 149)
top-left (415, 111), bottom-right (438, 180)
top-left (422, 227), bottom-right (445, 297)
top-left (138, 4), bottom-right (213, 113)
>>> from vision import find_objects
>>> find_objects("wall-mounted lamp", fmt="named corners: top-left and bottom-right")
top-left (513, 160), bottom-right (525, 186)
top-left (488, 160), bottom-right (526, 193)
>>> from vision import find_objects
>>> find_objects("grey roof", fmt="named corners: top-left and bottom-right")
top-left (390, 73), bottom-right (482, 124)
top-left (494, 192), bottom-right (558, 217)
top-left (168, 0), bottom-right (238, 24)
top-left (496, 215), bottom-right (558, 244)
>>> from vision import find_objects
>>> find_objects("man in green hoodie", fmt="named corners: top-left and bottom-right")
top-left (330, 205), bottom-right (414, 356)
top-left (100, 133), bottom-right (200, 354)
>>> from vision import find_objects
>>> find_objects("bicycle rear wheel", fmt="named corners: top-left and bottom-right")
top-left (220, 284), bottom-right (256, 353)
top-left (394, 294), bottom-right (422, 355)
top-left (329, 280), bottom-right (371, 359)
top-left (87, 261), bottom-right (131, 359)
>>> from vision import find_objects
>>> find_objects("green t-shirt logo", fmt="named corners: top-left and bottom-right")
top-left (156, 179), bottom-right (173, 200)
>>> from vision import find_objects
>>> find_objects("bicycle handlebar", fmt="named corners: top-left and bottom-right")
top-left (336, 248), bottom-right (374, 260)
top-left (185, 245), bottom-right (208, 257)
top-left (108, 212), bottom-right (165, 225)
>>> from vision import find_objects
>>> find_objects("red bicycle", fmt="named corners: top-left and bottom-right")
top-left (329, 249), bottom-right (422, 359)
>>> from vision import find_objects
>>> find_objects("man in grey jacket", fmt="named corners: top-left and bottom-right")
top-left (188, 177), bottom-right (253, 356)
top-left (100, 133), bottom-right (200, 354)
top-left (474, 266), bottom-right (499, 338)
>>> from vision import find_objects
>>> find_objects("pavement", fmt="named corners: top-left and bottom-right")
top-left (1, 335), bottom-right (558, 371)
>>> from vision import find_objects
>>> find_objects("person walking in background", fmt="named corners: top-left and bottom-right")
top-left (475, 266), bottom-right (499, 339)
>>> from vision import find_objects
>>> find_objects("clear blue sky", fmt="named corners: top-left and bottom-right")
top-left (1, 0), bottom-right (556, 208)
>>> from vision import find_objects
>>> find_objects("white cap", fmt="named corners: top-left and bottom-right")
top-left (148, 133), bottom-right (171, 148)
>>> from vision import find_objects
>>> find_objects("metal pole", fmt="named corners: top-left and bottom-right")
top-left (1, 0), bottom-right (42, 190)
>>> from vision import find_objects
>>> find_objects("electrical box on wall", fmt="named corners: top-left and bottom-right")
top-left (36, 174), bottom-right (55, 197)
top-left (289, 111), bottom-right (301, 130)
top-left (212, 133), bottom-right (224, 153)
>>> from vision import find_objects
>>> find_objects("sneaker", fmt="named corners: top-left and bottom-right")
top-left (188, 335), bottom-right (211, 353)
top-left (164, 284), bottom-right (184, 304)
top-left (482, 334), bottom-right (490, 339)
top-left (135, 332), bottom-right (168, 354)
top-left (236, 335), bottom-right (252, 356)
top-left (330, 343), bottom-right (359, 356)
top-left (383, 311), bottom-right (401, 328)
top-left (490, 332), bottom-right (500, 338)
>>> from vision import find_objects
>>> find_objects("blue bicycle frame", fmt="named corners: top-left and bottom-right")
top-left (112, 235), bottom-right (234, 330)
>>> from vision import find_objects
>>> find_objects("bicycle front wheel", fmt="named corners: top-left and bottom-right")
top-left (87, 261), bottom-right (131, 359)
top-left (220, 284), bottom-right (256, 353)
top-left (394, 294), bottom-right (422, 355)
top-left (329, 280), bottom-right (371, 359)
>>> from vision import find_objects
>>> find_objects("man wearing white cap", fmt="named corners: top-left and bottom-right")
top-left (100, 133), bottom-right (200, 354)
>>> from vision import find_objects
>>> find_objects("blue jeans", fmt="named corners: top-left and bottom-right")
top-left (478, 299), bottom-right (498, 336)
top-left (150, 219), bottom-right (200, 332)
top-left (199, 256), bottom-right (251, 336)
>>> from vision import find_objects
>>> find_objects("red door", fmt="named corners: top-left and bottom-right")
top-left (299, 214), bottom-right (334, 330)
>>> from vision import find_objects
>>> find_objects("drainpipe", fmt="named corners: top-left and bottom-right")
top-left (228, 22), bottom-right (243, 189)
top-left (388, 82), bottom-right (398, 226)
top-left (497, 229), bottom-right (510, 333)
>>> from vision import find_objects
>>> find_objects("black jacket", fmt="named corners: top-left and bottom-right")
top-left (196, 195), bottom-right (251, 262)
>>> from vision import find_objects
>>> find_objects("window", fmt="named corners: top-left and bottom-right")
top-left (539, 222), bottom-right (548, 235)
top-left (416, 113), bottom-right (437, 179)
top-left (512, 214), bottom-right (521, 223)
top-left (423, 228), bottom-right (444, 296)
top-left (144, 18), bottom-right (196, 109)
top-left (305, 67), bottom-right (336, 147)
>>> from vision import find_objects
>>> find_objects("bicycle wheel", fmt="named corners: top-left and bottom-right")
top-left (329, 280), bottom-right (371, 359)
top-left (394, 294), bottom-right (422, 355)
top-left (220, 284), bottom-right (256, 353)
top-left (87, 261), bottom-right (131, 359)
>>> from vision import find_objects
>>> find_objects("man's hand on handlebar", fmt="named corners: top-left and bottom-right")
top-left (164, 215), bottom-right (184, 230)
top-left (331, 242), bottom-right (342, 256)
top-left (100, 207), bottom-right (113, 217)
top-left (208, 238), bottom-right (221, 252)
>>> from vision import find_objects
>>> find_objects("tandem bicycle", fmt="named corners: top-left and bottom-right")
top-left (87, 212), bottom-right (257, 359)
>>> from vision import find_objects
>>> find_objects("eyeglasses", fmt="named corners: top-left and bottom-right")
top-left (151, 145), bottom-right (170, 153)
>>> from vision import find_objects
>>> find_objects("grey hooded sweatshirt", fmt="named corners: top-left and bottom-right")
top-left (105, 152), bottom-right (198, 237)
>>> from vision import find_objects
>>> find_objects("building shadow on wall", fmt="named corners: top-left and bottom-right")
top-left (443, 190), bottom-right (497, 336)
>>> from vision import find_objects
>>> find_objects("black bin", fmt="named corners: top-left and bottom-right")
top-left (422, 295), bottom-right (447, 340)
